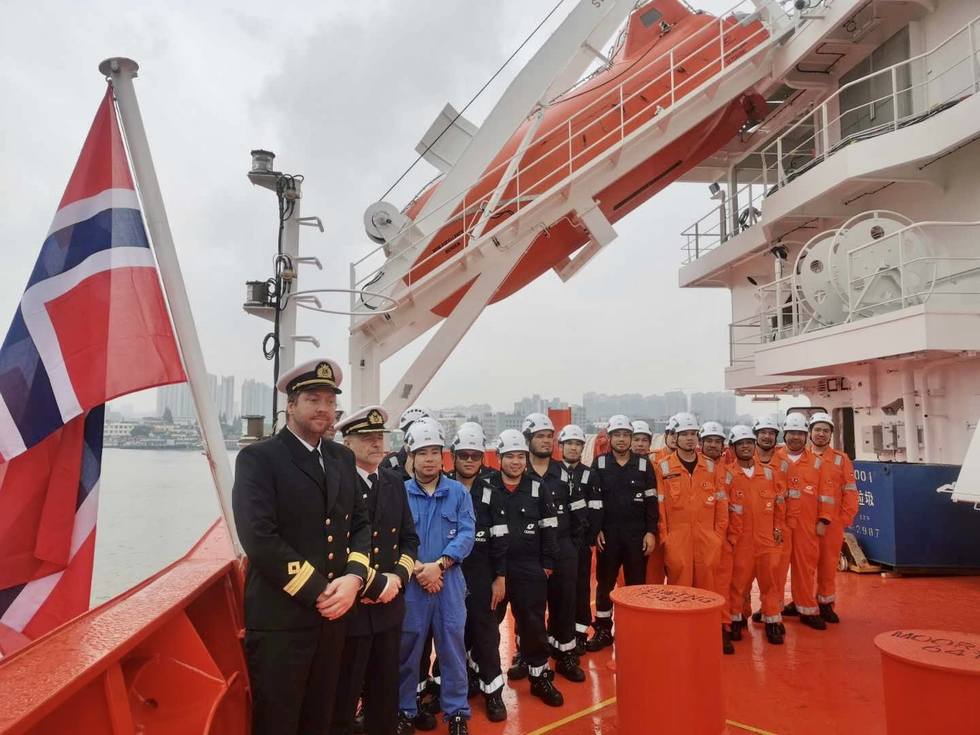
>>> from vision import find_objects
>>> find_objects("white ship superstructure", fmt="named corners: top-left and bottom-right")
top-left (674, 0), bottom-right (980, 509)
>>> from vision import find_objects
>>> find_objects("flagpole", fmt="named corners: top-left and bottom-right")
top-left (99, 57), bottom-right (240, 555)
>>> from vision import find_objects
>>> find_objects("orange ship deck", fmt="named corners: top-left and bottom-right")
top-left (472, 573), bottom-right (980, 735)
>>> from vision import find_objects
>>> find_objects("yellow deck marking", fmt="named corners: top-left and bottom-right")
top-left (523, 695), bottom-right (777, 735)
top-left (725, 719), bottom-right (779, 735)
top-left (526, 697), bottom-right (616, 734)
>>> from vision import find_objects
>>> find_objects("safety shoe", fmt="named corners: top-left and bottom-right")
top-left (574, 634), bottom-right (588, 656)
top-left (418, 681), bottom-right (441, 715)
top-left (448, 714), bottom-right (469, 735)
top-left (555, 653), bottom-right (586, 682)
top-left (412, 710), bottom-right (437, 731)
top-left (751, 610), bottom-right (762, 624)
top-left (800, 614), bottom-right (827, 630)
top-left (507, 652), bottom-right (529, 681)
top-left (819, 603), bottom-right (840, 624)
top-left (585, 628), bottom-right (614, 652)
top-left (530, 671), bottom-right (565, 707)
top-left (484, 691), bottom-right (507, 722)
top-left (396, 712), bottom-right (416, 735)
top-left (729, 620), bottom-right (743, 641)
top-left (722, 627), bottom-right (735, 655)
top-left (764, 622), bottom-right (784, 645)
top-left (467, 673), bottom-right (481, 698)
top-left (782, 602), bottom-right (800, 617)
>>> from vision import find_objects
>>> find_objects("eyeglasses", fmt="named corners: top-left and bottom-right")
top-left (455, 451), bottom-right (483, 462)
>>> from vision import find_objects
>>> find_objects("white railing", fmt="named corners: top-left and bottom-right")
top-left (350, 0), bottom-right (785, 312)
top-left (730, 220), bottom-right (980, 364)
top-left (682, 13), bottom-right (980, 265)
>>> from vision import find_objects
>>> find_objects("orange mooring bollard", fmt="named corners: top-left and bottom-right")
top-left (610, 584), bottom-right (725, 735)
top-left (875, 629), bottom-right (980, 735)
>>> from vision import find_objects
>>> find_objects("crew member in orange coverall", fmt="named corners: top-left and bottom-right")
top-left (776, 412), bottom-right (829, 630)
top-left (727, 425), bottom-right (787, 646)
top-left (652, 416), bottom-right (678, 462)
top-left (748, 416), bottom-right (787, 624)
top-left (695, 420), bottom-right (736, 654)
top-left (808, 412), bottom-right (858, 624)
top-left (646, 417), bottom-right (676, 583)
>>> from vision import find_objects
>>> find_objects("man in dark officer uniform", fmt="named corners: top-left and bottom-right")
top-left (232, 357), bottom-right (372, 735)
top-left (333, 406), bottom-right (420, 735)
top-left (586, 414), bottom-right (659, 652)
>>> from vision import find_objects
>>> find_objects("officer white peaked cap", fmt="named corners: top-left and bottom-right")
top-left (497, 429), bottom-right (529, 454)
top-left (521, 412), bottom-right (555, 436)
top-left (729, 424), bottom-right (756, 444)
top-left (664, 415), bottom-right (679, 434)
top-left (673, 412), bottom-right (700, 433)
top-left (335, 405), bottom-right (389, 436)
top-left (452, 425), bottom-right (486, 453)
top-left (276, 357), bottom-right (343, 394)
top-left (398, 406), bottom-right (432, 432)
top-left (631, 420), bottom-right (653, 437)
top-left (405, 420), bottom-right (444, 453)
top-left (783, 413), bottom-right (809, 433)
top-left (699, 421), bottom-right (726, 440)
top-left (607, 414), bottom-right (632, 433)
top-left (558, 424), bottom-right (586, 444)
top-left (808, 411), bottom-right (835, 430)
top-left (753, 415), bottom-right (780, 433)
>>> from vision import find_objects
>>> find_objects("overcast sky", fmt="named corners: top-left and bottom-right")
top-left (1, 0), bottom-right (792, 417)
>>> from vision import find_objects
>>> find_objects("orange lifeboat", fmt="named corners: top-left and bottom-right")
top-left (400, 0), bottom-right (768, 316)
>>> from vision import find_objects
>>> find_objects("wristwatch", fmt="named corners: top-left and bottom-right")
top-left (437, 557), bottom-right (450, 571)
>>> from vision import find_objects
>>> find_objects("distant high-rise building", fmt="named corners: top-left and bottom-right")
top-left (241, 379), bottom-right (274, 421)
top-left (217, 375), bottom-right (236, 423)
top-left (156, 382), bottom-right (195, 420)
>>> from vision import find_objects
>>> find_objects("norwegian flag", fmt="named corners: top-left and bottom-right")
top-left (0, 89), bottom-right (185, 655)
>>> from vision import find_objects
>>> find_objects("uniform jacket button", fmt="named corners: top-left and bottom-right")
top-left (328, 552), bottom-right (334, 560)
top-left (325, 518), bottom-right (332, 526)
top-left (327, 572), bottom-right (335, 579)
top-left (373, 531), bottom-right (379, 538)
top-left (327, 535), bottom-right (334, 542)
top-left (373, 547), bottom-right (380, 554)
top-left (391, 527), bottom-right (396, 533)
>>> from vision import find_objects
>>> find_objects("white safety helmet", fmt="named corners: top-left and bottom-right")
top-left (729, 424), bottom-right (756, 444)
top-left (398, 406), bottom-right (432, 433)
top-left (753, 415), bottom-right (780, 434)
top-left (496, 429), bottom-right (529, 455)
top-left (607, 414), bottom-right (633, 434)
top-left (631, 420), bottom-right (653, 438)
top-left (782, 413), bottom-right (809, 433)
top-left (451, 424), bottom-right (485, 453)
top-left (673, 412), bottom-right (700, 434)
top-left (808, 411), bottom-right (834, 430)
top-left (699, 421), bottom-right (726, 440)
top-left (405, 419), bottom-right (444, 453)
top-left (521, 412), bottom-right (555, 436)
top-left (664, 415), bottom-right (679, 434)
top-left (557, 424), bottom-right (586, 444)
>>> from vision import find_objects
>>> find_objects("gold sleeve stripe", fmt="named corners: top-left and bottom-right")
top-left (398, 555), bottom-right (415, 576)
top-left (283, 561), bottom-right (315, 597)
top-left (348, 552), bottom-right (370, 567)
top-left (365, 566), bottom-right (377, 590)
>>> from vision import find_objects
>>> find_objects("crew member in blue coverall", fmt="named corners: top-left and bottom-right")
top-left (397, 419), bottom-right (476, 735)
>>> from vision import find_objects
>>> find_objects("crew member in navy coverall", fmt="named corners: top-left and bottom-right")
top-left (447, 423), bottom-right (509, 723)
top-left (491, 429), bottom-right (565, 708)
top-left (586, 414), bottom-right (659, 652)
top-left (521, 413), bottom-right (587, 683)
top-left (397, 420), bottom-right (475, 735)
top-left (332, 406), bottom-right (420, 735)
top-left (556, 424), bottom-right (602, 655)
top-left (232, 358), bottom-right (371, 735)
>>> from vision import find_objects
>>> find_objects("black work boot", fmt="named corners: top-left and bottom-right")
top-left (412, 708), bottom-right (437, 731)
top-left (530, 670), bottom-right (564, 707)
top-left (722, 627), bottom-right (735, 655)
top-left (765, 622), bottom-right (785, 645)
top-left (467, 672), bottom-right (481, 698)
top-left (782, 602), bottom-right (800, 616)
top-left (819, 602), bottom-right (840, 624)
top-left (448, 713), bottom-right (469, 735)
top-left (800, 614), bottom-right (827, 630)
top-left (729, 620), bottom-right (743, 641)
top-left (555, 653), bottom-right (586, 682)
top-left (507, 652), bottom-right (529, 680)
top-left (751, 610), bottom-right (762, 623)
top-left (484, 691), bottom-right (507, 722)
top-left (396, 712), bottom-right (416, 735)
top-left (574, 633), bottom-right (588, 656)
top-left (585, 628), bottom-right (614, 652)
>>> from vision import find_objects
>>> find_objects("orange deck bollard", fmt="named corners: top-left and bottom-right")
top-left (875, 629), bottom-right (980, 735)
top-left (610, 584), bottom-right (725, 735)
